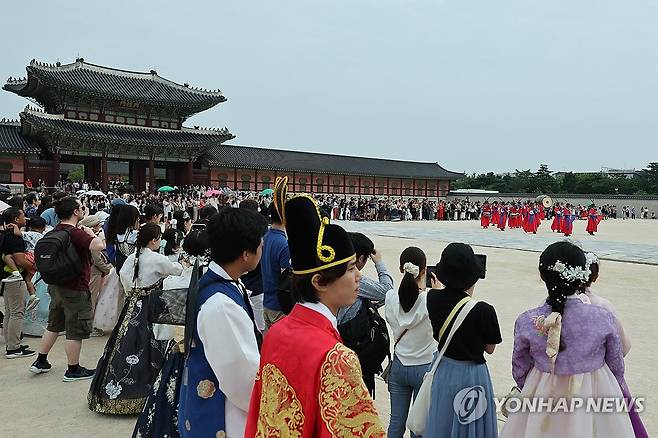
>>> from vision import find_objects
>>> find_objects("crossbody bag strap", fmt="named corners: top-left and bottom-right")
top-left (394, 329), bottom-right (409, 350)
top-left (429, 298), bottom-right (477, 376)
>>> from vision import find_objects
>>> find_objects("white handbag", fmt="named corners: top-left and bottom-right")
top-left (406, 297), bottom-right (478, 435)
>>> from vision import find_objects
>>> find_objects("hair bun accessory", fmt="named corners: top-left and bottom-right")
top-left (403, 262), bottom-right (420, 278)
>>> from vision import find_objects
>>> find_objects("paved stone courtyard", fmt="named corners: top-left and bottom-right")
top-left (1, 218), bottom-right (656, 437)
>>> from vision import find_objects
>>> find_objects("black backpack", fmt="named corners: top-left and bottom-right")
top-left (34, 228), bottom-right (82, 286)
top-left (276, 267), bottom-right (295, 315)
top-left (338, 298), bottom-right (390, 375)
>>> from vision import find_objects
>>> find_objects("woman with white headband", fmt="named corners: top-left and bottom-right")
top-left (384, 246), bottom-right (438, 438)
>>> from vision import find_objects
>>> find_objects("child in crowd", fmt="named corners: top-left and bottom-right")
top-left (2, 216), bottom-right (47, 311)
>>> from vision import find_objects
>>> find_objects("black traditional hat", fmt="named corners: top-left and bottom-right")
top-left (273, 177), bottom-right (355, 275)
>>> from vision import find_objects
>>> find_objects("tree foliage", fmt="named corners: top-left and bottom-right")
top-left (452, 163), bottom-right (658, 195)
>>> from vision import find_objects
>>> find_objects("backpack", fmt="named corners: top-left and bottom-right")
top-left (34, 228), bottom-right (82, 286)
top-left (338, 298), bottom-right (390, 375)
top-left (276, 267), bottom-right (295, 315)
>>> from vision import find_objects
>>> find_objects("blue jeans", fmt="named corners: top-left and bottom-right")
top-left (387, 355), bottom-right (430, 438)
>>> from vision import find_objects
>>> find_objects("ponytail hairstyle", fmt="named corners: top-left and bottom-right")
top-left (398, 246), bottom-right (427, 313)
top-left (538, 241), bottom-right (588, 315)
top-left (132, 222), bottom-right (163, 283)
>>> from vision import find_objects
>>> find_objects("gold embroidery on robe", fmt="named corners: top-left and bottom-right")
top-left (197, 379), bottom-right (217, 399)
top-left (256, 363), bottom-right (305, 438)
top-left (319, 344), bottom-right (385, 437)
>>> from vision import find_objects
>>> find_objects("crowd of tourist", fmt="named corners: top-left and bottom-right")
top-left (0, 178), bottom-right (650, 438)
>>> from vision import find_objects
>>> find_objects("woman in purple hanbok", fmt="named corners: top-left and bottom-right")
top-left (501, 241), bottom-right (635, 438)
top-left (578, 253), bottom-right (648, 438)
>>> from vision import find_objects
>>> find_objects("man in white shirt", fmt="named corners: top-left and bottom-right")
top-left (178, 207), bottom-right (267, 437)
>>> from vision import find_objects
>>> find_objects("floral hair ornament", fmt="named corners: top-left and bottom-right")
top-left (548, 260), bottom-right (590, 283)
top-left (584, 252), bottom-right (599, 272)
top-left (403, 262), bottom-right (420, 278)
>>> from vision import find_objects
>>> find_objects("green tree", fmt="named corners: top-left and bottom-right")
top-left (68, 164), bottom-right (85, 181)
top-left (533, 164), bottom-right (558, 193)
top-left (561, 172), bottom-right (577, 193)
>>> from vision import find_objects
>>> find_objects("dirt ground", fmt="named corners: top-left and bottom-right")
top-left (1, 219), bottom-right (656, 437)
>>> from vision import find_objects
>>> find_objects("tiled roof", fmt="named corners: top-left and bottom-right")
top-left (4, 58), bottom-right (226, 112)
top-left (20, 107), bottom-right (234, 148)
top-left (0, 118), bottom-right (41, 154)
top-left (205, 144), bottom-right (463, 179)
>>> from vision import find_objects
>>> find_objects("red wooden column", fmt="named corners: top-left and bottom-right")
top-left (387, 177), bottom-right (390, 197)
top-left (148, 158), bottom-right (155, 193)
top-left (51, 151), bottom-right (60, 186)
top-left (255, 169), bottom-right (259, 192)
top-left (234, 168), bottom-right (238, 190)
top-left (310, 172), bottom-right (314, 193)
top-left (101, 153), bottom-right (108, 192)
top-left (292, 171), bottom-right (296, 192)
top-left (425, 180), bottom-right (428, 198)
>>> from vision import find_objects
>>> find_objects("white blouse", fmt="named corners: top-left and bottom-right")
top-left (119, 247), bottom-right (183, 291)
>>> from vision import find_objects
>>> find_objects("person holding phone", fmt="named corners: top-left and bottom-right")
top-left (425, 243), bottom-right (501, 438)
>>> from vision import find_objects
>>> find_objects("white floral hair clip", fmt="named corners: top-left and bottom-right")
top-left (548, 260), bottom-right (590, 283)
top-left (585, 252), bottom-right (599, 270)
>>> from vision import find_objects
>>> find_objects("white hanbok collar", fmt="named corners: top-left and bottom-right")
top-left (300, 301), bottom-right (338, 329)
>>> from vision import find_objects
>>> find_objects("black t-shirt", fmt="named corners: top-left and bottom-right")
top-left (2, 229), bottom-right (26, 255)
top-left (426, 288), bottom-right (502, 364)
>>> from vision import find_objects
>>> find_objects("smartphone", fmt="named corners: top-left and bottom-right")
top-left (191, 222), bottom-right (206, 231)
top-left (426, 266), bottom-right (437, 288)
top-left (476, 254), bottom-right (487, 279)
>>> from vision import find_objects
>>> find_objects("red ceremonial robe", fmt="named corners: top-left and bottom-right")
top-left (586, 208), bottom-right (600, 234)
top-left (245, 304), bottom-right (385, 438)
top-left (508, 207), bottom-right (518, 228)
top-left (562, 207), bottom-right (574, 236)
top-left (481, 205), bottom-right (492, 228)
top-left (491, 207), bottom-right (500, 227)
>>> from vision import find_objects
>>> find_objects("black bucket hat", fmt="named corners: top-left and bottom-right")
top-left (436, 243), bottom-right (484, 290)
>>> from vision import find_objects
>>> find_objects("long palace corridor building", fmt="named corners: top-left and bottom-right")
top-left (1, 58), bottom-right (461, 196)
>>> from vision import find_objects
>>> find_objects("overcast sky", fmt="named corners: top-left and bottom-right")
top-left (1, 0), bottom-right (656, 173)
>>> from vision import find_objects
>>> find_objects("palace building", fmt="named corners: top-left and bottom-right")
top-left (1, 58), bottom-right (461, 196)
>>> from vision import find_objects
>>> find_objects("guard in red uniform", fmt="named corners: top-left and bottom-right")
top-left (551, 204), bottom-right (562, 232)
top-left (481, 202), bottom-right (492, 228)
top-left (498, 205), bottom-right (508, 231)
top-left (491, 202), bottom-right (500, 228)
top-left (562, 205), bottom-right (575, 237)
top-left (245, 177), bottom-right (385, 438)
top-left (508, 205), bottom-right (518, 228)
top-left (586, 204), bottom-right (601, 235)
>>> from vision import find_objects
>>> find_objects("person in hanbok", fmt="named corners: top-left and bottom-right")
top-left (562, 205), bottom-right (575, 237)
top-left (508, 205), bottom-right (518, 229)
top-left (491, 203), bottom-right (500, 227)
top-left (480, 202), bottom-right (491, 228)
top-left (245, 177), bottom-right (385, 437)
top-left (500, 241), bottom-right (635, 438)
top-left (498, 205), bottom-right (508, 231)
top-left (88, 223), bottom-right (183, 415)
top-left (551, 205), bottom-right (563, 232)
top-left (177, 207), bottom-right (266, 438)
top-left (525, 207), bottom-right (539, 234)
top-left (578, 253), bottom-right (647, 437)
top-left (585, 205), bottom-right (601, 235)
top-left (132, 230), bottom-right (210, 438)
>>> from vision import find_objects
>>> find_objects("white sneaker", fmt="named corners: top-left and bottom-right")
top-left (26, 295), bottom-right (40, 312)
top-left (2, 271), bottom-right (23, 283)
